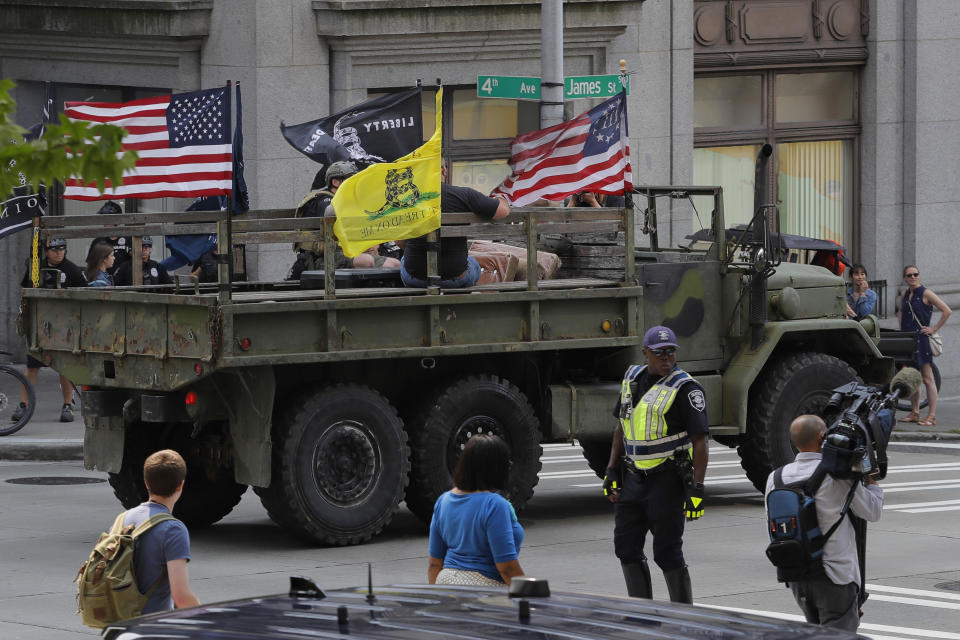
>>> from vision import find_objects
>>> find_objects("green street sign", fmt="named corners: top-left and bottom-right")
top-left (477, 75), bottom-right (541, 101)
top-left (564, 74), bottom-right (630, 99)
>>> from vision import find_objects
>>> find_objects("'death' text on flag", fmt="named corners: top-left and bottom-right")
top-left (331, 89), bottom-right (442, 258)
top-left (492, 91), bottom-right (631, 207)
top-left (62, 87), bottom-right (232, 200)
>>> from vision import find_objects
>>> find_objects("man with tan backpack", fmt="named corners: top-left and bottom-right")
top-left (76, 449), bottom-right (199, 627)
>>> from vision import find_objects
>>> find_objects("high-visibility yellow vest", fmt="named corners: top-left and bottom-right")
top-left (619, 365), bottom-right (696, 470)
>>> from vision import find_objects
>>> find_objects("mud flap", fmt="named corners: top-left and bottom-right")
top-left (219, 366), bottom-right (274, 487)
top-left (83, 415), bottom-right (125, 474)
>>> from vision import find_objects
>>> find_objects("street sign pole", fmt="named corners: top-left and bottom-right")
top-left (540, 0), bottom-right (564, 128)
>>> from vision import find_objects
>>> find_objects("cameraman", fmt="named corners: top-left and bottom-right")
top-left (764, 415), bottom-right (883, 632)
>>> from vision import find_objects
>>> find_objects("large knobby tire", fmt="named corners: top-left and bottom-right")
top-left (896, 360), bottom-right (941, 411)
top-left (405, 375), bottom-right (542, 523)
top-left (580, 439), bottom-right (612, 479)
top-left (739, 352), bottom-right (858, 492)
top-left (257, 384), bottom-right (409, 546)
top-left (108, 423), bottom-right (247, 528)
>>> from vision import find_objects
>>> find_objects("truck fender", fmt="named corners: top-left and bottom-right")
top-left (722, 319), bottom-right (894, 431)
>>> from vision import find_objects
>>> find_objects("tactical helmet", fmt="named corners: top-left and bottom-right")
top-left (46, 237), bottom-right (67, 249)
top-left (325, 161), bottom-right (358, 188)
top-left (141, 236), bottom-right (153, 247)
top-left (97, 200), bottom-right (122, 215)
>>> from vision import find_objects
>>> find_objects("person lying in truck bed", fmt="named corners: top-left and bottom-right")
top-left (399, 162), bottom-right (510, 289)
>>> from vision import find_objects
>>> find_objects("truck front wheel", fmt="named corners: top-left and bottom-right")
top-left (405, 375), bottom-right (542, 523)
top-left (258, 384), bottom-right (409, 546)
top-left (739, 352), bottom-right (858, 492)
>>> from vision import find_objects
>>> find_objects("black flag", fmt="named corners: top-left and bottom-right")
top-left (1, 87), bottom-right (51, 239)
top-left (280, 87), bottom-right (422, 168)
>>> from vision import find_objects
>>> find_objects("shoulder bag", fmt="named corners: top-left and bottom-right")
top-left (906, 292), bottom-right (943, 357)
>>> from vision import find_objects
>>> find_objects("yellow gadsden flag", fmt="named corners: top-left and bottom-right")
top-left (332, 88), bottom-right (443, 257)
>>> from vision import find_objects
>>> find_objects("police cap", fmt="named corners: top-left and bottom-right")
top-left (97, 200), bottom-right (123, 215)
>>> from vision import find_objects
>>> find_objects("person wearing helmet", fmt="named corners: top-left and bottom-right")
top-left (89, 200), bottom-right (132, 277)
top-left (288, 161), bottom-right (400, 281)
top-left (114, 236), bottom-right (173, 286)
top-left (14, 237), bottom-right (86, 423)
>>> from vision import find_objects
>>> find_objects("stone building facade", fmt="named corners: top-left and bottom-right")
top-left (0, 0), bottom-right (956, 394)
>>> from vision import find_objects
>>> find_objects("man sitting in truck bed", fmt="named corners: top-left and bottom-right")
top-left (289, 162), bottom-right (400, 281)
top-left (400, 162), bottom-right (510, 288)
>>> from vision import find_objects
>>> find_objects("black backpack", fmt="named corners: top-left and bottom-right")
top-left (765, 465), bottom-right (855, 582)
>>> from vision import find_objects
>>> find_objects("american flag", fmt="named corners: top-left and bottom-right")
top-left (492, 92), bottom-right (632, 206)
top-left (62, 87), bottom-right (232, 200)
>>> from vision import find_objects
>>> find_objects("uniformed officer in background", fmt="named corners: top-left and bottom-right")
top-left (89, 200), bottom-right (132, 277)
top-left (603, 325), bottom-right (709, 603)
top-left (114, 236), bottom-right (172, 286)
top-left (13, 237), bottom-right (86, 423)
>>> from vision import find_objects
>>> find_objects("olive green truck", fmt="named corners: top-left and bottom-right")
top-left (21, 183), bottom-right (891, 545)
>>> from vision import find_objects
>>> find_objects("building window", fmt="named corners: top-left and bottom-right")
top-left (693, 69), bottom-right (858, 249)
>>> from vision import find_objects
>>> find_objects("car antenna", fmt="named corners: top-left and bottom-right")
top-left (366, 562), bottom-right (376, 605)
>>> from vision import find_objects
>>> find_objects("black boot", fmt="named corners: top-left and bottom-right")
top-left (621, 561), bottom-right (652, 598)
top-left (663, 566), bottom-right (693, 604)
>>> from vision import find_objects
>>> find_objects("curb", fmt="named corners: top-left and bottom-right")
top-left (890, 431), bottom-right (960, 441)
top-left (0, 441), bottom-right (83, 462)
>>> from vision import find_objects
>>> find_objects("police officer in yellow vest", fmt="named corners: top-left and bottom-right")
top-left (603, 325), bottom-right (709, 603)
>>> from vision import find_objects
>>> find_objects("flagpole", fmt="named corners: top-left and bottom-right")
top-left (619, 60), bottom-right (635, 286)
top-left (218, 80), bottom-right (234, 305)
top-left (416, 79), bottom-right (424, 144)
top-left (426, 78), bottom-right (442, 292)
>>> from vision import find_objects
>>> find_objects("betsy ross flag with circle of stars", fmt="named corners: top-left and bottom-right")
top-left (62, 86), bottom-right (234, 200)
top-left (492, 91), bottom-right (632, 207)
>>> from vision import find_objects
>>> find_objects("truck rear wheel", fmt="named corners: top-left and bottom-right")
top-left (258, 384), bottom-right (409, 545)
top-left (108, 423), bottom-right (248, 528)
top-left (405, 375), bottom-right (542, 523)
top-left (739, 352), bottom-right (858, 492)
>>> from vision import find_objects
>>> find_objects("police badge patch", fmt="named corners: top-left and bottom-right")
top-left (688, 389), bottom-right (706, 412)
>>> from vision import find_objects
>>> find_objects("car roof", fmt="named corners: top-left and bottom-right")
top-left (103, 582), bottom-right (864, 640)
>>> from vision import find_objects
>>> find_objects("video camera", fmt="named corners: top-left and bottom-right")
top-left (820, 367), bottom-right (922, 480)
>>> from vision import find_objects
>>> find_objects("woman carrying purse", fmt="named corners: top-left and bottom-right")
top-left (898, 265), bottom-right (952, 426)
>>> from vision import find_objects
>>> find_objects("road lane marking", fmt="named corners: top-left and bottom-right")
top-left (540, 455), bottom-right (592, 463)
top-left (868, 594), bottom-right (960, 610)
top-left (538, 470), bottom-right (598, 479)
top-left (867, 584), bottom-right (960, 602)
top-left (897, 505), bottom-right (960, 513)
top-left (697, 603), bottom-right (960, 639)
top-left (885, 498), bottom-right (960, 510)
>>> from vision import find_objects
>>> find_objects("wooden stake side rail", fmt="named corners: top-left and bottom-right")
top-left (37, 206), bottom-right (633, 300)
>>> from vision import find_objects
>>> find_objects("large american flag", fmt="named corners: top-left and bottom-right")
top-left (492, 92), bottom-right (632, 206)
top-left (62, 87), bottom-right (232, 200)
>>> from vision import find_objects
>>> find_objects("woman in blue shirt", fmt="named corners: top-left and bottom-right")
top-left (845, 264), bottom-right (877, 320)
top-left (428, 434), bottom-right (525, 586)
top-left (84, 241), bottom-right (115, 287)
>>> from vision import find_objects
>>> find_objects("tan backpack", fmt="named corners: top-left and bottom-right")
top-left (75, 511), bottom-right (175, 628)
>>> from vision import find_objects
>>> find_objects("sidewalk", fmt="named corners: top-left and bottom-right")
top-left (1, 367), bottom-right (958, 462)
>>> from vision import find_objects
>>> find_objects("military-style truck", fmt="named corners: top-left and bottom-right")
top-left (21, 171), bottom-right (891, 546)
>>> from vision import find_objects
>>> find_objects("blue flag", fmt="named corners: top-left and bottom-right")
top-left (231, 83), bottom-right (249, 214)
top-left (159, 196), bottom-right (221, 271)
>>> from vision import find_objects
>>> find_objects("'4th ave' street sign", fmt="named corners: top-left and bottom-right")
top-left (477, 76), bottom-right (541, 101)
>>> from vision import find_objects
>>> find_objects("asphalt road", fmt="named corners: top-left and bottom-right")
top-left (1, 440), bottom-right (958, 639)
